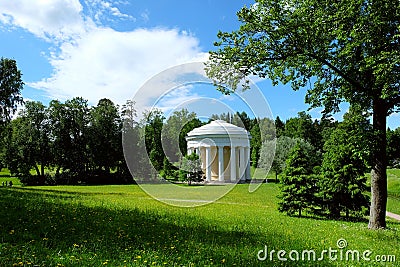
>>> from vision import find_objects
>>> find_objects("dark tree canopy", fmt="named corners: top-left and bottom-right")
top-left (0, 58), bottom-right (24, 123)
top-left (207, 0), bottom-right (400, 229)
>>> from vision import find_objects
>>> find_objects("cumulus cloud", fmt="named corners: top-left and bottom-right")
top-left (0, 0), bottom-right (89, 42)
top-left (31, 27), bottom-right (207, 104)
top-left (0, 0), bottom-right (207, 106)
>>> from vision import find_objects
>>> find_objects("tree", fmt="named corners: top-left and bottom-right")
top-left (259, 136), bottom-right (317, 181)
top-left (162, 109), bottom-right (201, 163)
top-left (48, 97), bottom-right (90, 182)
top-left (207, 0), bottom-right (400, 229)
top-left (275, 116), bottom-right (285, 138)
top-left (180, 153), bottom-right (203, 185)
top-left (88, 99), bottom-right (121, 174)
top-left (5, 101), bottom-right (51, 183)
top-left (143, 109), bottom-right (165, 176)
top-left (387, 127), bottom-right (400, 168)
top-left (249, 121), bottom-right (261, 166)
top-left (121, 100), bottom-right (143, 179)
top-left (0, 58), bottom-right (24, 124)
top-left (278, 142), bottom-right (319, 217)
top-left (284, 111), bottom-right (321, 150)
top-left (320, 108), bottom-right (371, 218)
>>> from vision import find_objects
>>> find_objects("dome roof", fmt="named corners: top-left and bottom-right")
top-left (186, 120), bottom-right (249, 137)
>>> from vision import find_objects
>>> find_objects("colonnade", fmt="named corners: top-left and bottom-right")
top-left (188, 145), bottom-right (250, 182)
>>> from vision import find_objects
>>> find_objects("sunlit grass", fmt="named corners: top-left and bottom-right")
top-left (1, 183), bottom-right (399, 266)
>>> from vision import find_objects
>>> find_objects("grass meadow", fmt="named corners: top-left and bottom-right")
top-left (0, 170), bottom-right (399, 266)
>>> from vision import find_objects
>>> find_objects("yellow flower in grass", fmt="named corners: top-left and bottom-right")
top-left (9, 229), bottom-right (14, 234)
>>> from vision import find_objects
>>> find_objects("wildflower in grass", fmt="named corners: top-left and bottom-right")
top-left (136, 255), bottom-right (141, 259)
top-left (9, 229), bottom-right (14, 234)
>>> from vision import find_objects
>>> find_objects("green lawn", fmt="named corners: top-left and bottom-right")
top-left (1, 183), bottom-right (399, 266)
top-left (387, 169), bottom-right (400, 215)
top-left (0, 168), bottom-right (21, 186)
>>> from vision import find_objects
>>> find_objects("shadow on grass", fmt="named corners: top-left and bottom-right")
top-left (0, 188), bottom-right (337, 266)
top-left (10, 186), bottom-right (129, 196)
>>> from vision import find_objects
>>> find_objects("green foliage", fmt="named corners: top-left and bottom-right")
top-left (143, 109), bottom-right (165, 175)
top-left (162, 109), bottom-right (201, 163)
top-left (274, 116), bottom-right (285, 138)
top-left (88, 98), bottom-right (121, 172)
top-left (320, 108), bottom-right (371, 218)
top-left (48, 97), bottom-right (91, 179)
top-left (206, 0), bottom-right (400, 228)
top-left (249, 122), bottom-right (261, 165)
top-left (161, 157), bottom-right (177, 180)
top-left (5, 101), bottom-right (51, 180)
top-left (284, 111), bottom-right (322, 150)
top-left (2, 98), bottom-right (135, 185)
top-left (0, 58), bottom-right (24, 124)
top-left (278, 141), bottom-right (319, 217)
top-left (387, 127), bottom-right (400, 168)
top-left (180, 153), bottom-right (203, 185)
top-left (259, 136), bottom-right (318, 180)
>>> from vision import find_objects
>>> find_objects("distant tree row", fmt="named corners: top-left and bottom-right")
top-left (1, 98), bottom-right (127, 185)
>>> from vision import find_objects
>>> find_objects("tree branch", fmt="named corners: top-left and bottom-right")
top-left (306, 53), bottom-right (365, 91)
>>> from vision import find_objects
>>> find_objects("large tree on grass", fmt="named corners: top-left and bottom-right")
top-left (48, 97), bottom-right (90, 179)
top-left (88, 98), bottom-right (121, 173)
top-left (5, 101), bottom-right (51, 182)
top-left (206, 0), bottom-right (400, 229)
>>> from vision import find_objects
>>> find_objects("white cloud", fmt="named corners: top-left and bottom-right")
top-left (85, 0), bottom-right (135, 23)
top-left (0, 0), bottom-right (89, 42)
top-left (0, 0), bottom-right (207, 107)
top-left (31, 28), bottom-right (208, 105)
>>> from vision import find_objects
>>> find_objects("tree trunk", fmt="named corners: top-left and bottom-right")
top-left (41, 164), bottom-right (45, 177)
top-left (34, 165), bottom-right (40, 176)
top-left (368, 99), bottom-right (388, 229)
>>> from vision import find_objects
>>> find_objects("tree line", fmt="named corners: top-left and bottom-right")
top-left (1, 56), bottom-right (400, 222)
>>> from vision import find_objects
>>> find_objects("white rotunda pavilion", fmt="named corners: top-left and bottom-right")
top-left (186, 120), bottom-right (251, 183)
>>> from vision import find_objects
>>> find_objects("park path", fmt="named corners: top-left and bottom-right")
top-left (386, 211), bottom-right (400, 221)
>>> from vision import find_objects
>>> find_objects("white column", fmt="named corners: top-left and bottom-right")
top-left (205, 146), bottom-right (211, 182)
top-left (239, 146), bottom-right (245, 181)
top-left (218, 146), bottom-right (224, 182)
top-left (200, 147), bottom-right (205, 169)
top-left (230, 146), bottom-right (236, 181)
top-left (188, 147), bottom-right (193, 155)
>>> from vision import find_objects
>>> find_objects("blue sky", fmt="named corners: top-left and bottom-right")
top-left (0, 0), bottom-right (398, 128)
